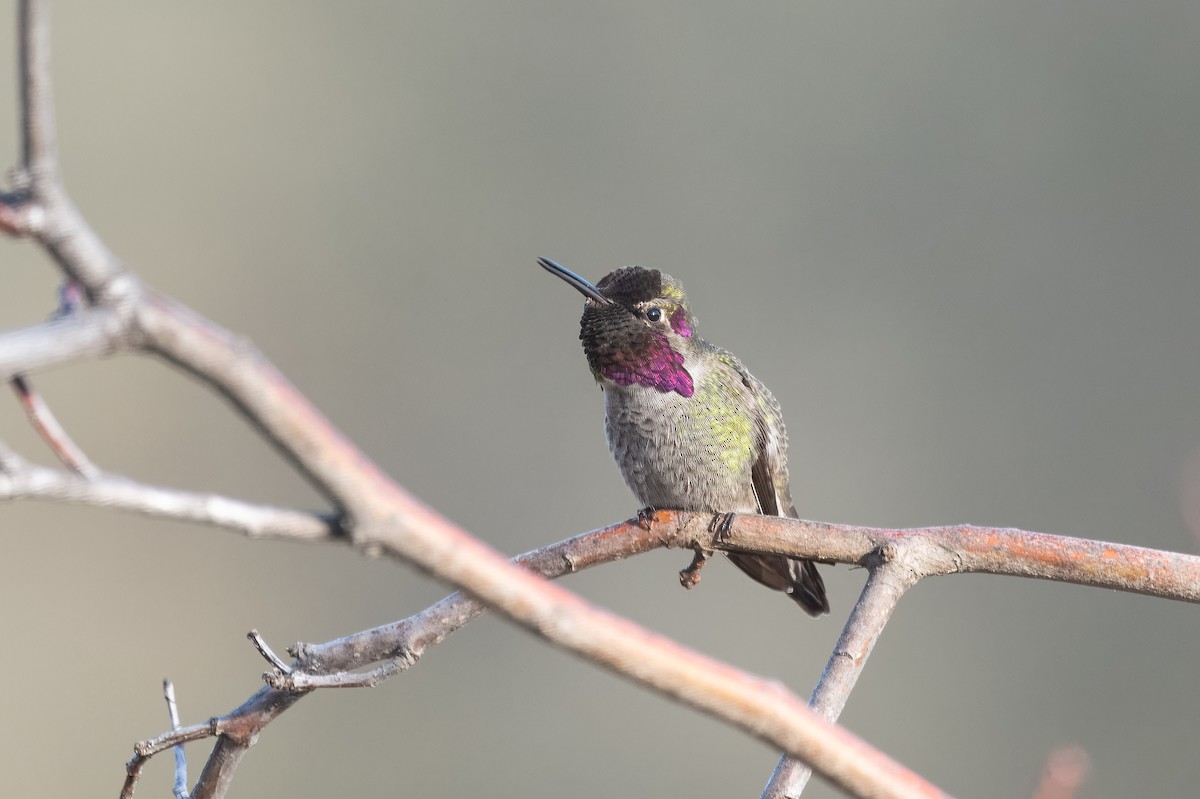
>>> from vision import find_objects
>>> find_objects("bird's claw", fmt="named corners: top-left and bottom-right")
top-left (708, 511), bottom-right (736, 541)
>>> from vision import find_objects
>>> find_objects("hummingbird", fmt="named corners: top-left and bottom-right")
top-left (538, 257), bottom-right (829, 616)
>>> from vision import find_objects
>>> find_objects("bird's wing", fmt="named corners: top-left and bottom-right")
top-left (722, 353), bottom-right (796, 518)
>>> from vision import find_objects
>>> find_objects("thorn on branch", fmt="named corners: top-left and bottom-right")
top-left (11, 374), bottom-right (100, 478)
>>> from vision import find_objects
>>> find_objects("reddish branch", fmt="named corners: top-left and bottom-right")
top-left (712, 515), bottom-right (1200, 603)
top-left (112, 511), bottom-right (1199, 799)
top-left (11, 374), bottom-right (99, 476)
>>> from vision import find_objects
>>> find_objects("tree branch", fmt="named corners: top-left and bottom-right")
top-left (162, 680), bottom-right (190, 799)
top-left (17, 0), bottom-right (55, 183)
top-left (169, 513), bottom-right (1200, 799)
top-left (11, 373), bottom-right (99, 477)
top-left (182, 521), bottom-right (678, 797)
top-left (0, 457), bottom-right (335, 541)
top-left (763, 556), bottom-right (917, 797)
top-left (0, 309), bottom-right (133, 378)
top-left (713, 515), bottom-right (1200, 604)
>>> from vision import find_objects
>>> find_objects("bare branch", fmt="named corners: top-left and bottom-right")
top-left (11, 373), bottom-right (99, 477)
top-left (189, 740), bottom-right (250, 799)
top-left (247, 630), bottom-right (292, 674)
top-left (193, 511), bottom-right (1200, 798)
top-left (157, 522), bottom-right (669, 797)
top-left (0, 459), bottom-right (335, 541)
top-left (0, 310), bottom-right (133, 379)
top-left (714, 513), bottom-right (1200, 796)
top-left (101, 510), bottom-right (1200, 797)
top-left (763, 557), bottom-right (918, 797)
top-left (13, 0), bottom-right (131, 302)
top-left (105, 507), bottom-right (1200, 798)
top-left (295, 518), bottom-right (672, 674)
top-left (17, 0), bottom-right (55, 183)
top-left (185, 519), bottom-right (889, 798)
top-left (266, 658), bottom-right (404, 690)
top-left (713, 515), bottom-right (1200, 604)
top-left (123, 718), bottom-right (219, 799)
top-left (163, 680), bottom-right (190, 799)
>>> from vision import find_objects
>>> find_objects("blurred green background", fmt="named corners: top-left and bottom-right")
top-left (1, 2), bottom-right (1198, 797)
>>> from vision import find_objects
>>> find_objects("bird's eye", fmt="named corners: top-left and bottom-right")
top-left (646, 307), bottom-right (662, 322)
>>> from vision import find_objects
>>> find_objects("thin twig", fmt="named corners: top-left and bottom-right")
top-left (170, 521), bottom-right (675, 797)
top-left (17, 0), bottom-right (56, 183)
top-left (0, 459), bottom-right (336, 541)
top-left (11, 373), bottom-right (100, 477)
top-left (193, 512), bottom-right (1200, 799)
top-left (115, 511), bottom-right (1200, 798)
top-left (163, 680), bottom-right (190, 799)
top-left (123, 719), bottom-right (219, 799)
top-left (247, 630), bottom-right (291, 674)
top-left (295, 517), bottom-right (673, 672)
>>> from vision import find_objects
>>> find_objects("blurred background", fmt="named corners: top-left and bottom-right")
top-left (1, 2), bottom-right (1198, 797)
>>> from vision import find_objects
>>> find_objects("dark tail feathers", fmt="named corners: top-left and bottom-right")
top-left (725, 552), bottom-right (829, 617)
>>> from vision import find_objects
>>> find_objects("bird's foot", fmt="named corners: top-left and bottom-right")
top-left (679, 543), bottom-right (712, 590)
top-left (635, 506), bottom-right (656, 530)
top-left (708, 511), bottom-right (736, 541)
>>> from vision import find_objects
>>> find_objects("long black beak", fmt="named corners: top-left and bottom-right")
top-left (538, 257), bottom-right (612, 304)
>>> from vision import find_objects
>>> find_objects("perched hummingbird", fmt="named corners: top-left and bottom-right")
top-left (538, 257), bottom-right (829, 616)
